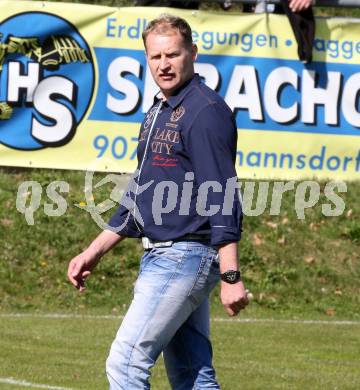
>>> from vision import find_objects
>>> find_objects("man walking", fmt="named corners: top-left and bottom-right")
top-left (68, 14), bottom-right (248, 389)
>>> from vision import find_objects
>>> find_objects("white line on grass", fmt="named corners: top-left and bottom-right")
top-left (213, 318), bottom-right (360, 325)
top-left (0, 313), bottom-right (360, 325)
top-left (0, 377), bottom-right (73, 390)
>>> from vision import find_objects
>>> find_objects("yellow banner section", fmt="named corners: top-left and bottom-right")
top-left (236, 131), bottom-right (359, 181)
top-left (0, 1), bottom-right (359, 180)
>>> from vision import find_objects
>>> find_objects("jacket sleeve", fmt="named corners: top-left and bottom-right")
top-left (108, 205), bottom-right (142, 238)
top-left (107, 183), bottom-right (142, 238)
top-left (186, 102), bottom-right (243, 246)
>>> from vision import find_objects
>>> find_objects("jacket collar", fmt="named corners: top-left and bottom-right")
top-left (154, 74), bottom-right (200, 108)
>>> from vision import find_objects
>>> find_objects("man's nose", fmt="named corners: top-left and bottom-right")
top-left (159, 56), bottom-right (170, 70)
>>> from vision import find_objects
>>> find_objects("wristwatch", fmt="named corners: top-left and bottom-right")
top-left (220, 270), bottom-right (241, 284)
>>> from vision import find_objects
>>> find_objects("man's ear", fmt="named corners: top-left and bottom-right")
top-left (192, 44), bottom-right (198, 61)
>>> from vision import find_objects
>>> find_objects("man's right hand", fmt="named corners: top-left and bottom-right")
top-left (67, 229), bottom-right (124, 292)
top-left (67, 251), bottom-right (99, 292)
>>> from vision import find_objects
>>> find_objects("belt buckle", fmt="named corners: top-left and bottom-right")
top-left (153, 241), bottom-right (173, 248)
top-left (142, 237), bottom-right (173, 250)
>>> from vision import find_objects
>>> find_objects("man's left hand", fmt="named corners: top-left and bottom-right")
top-left (220, 280), bottom-right (249, 316)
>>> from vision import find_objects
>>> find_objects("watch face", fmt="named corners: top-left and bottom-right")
top-left (222, 271), bottom-right (240, 284)
top-left (228, 272), bottom-right (237, 282)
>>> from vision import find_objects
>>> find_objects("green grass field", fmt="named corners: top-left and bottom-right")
top-left (0, 314), bottom-right (359, 390)
top-left (0, 166), bottom-right (360, 388)
top-left (2, 178), bottom-right (359, 382)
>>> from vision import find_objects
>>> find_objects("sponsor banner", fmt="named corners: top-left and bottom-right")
top-left (0, 1), bottom-right (359, 180)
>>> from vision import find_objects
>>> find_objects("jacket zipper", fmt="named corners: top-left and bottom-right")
top-left (133, 100), bottom-right (163, 231)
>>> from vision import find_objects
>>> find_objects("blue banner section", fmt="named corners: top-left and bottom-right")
top-left (89, 48), bottom-right (146, 124)
top-left (89, 47), bottom-right (360, 137)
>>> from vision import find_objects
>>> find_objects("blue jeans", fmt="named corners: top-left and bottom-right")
top-left (106, 241), bottom-right (221, 389)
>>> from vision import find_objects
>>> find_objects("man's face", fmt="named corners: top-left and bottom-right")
top-left (145, 30), bottom-right (197, 99)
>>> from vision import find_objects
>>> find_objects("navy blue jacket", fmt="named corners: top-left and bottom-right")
top-left (108, 74), bottom-right (242, 246)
